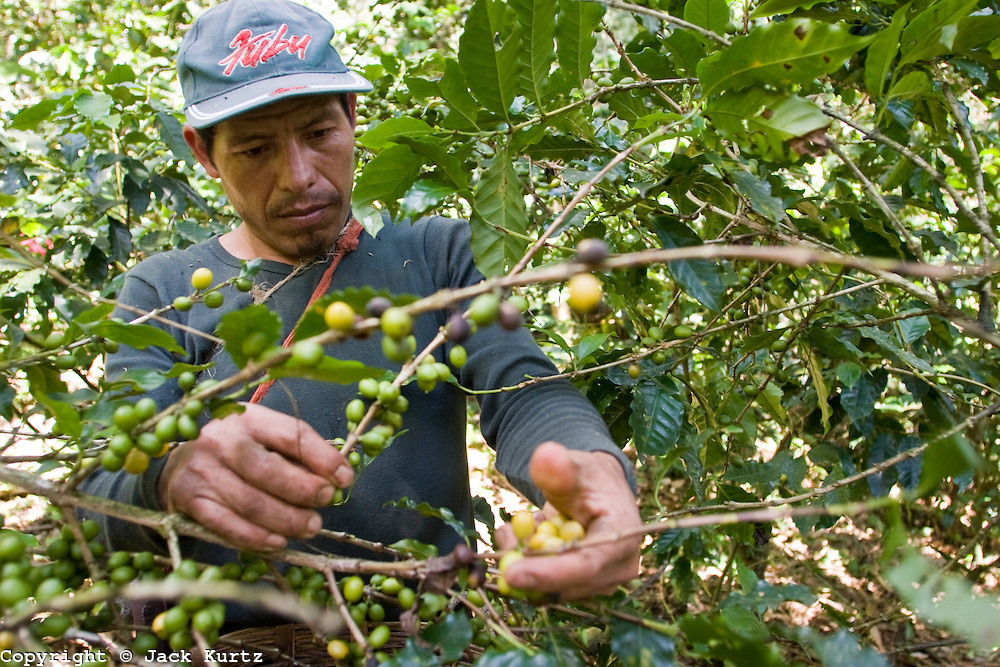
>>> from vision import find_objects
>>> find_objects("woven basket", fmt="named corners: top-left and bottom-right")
top-left (197, 622), bottom-right (482, 666)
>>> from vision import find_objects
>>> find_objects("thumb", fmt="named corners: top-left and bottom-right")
top-left (529, 442), bottom-right (583, 517)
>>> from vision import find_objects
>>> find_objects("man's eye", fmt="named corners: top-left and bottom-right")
top-left (243, 146), bottom-right (266, 157)
top-left (311, 128), bottom-right (332, 139)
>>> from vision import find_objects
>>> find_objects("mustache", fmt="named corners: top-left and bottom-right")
top-left (267, 191), bottom-right (342, 219)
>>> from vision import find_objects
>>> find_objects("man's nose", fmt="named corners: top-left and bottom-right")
top-left (277, 142), bottom-right (316, 192)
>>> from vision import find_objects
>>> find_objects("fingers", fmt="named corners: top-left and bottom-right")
top-left (158, 404), bottom-right (353, 550)
top-left (504, 541), bottom-right (632, 599)
top-left (501, 442), bottom-right (641, 600)
top-left (236, 404), bottom-right (354, 488)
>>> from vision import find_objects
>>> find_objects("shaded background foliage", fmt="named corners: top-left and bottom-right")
top-left (2, 0), bottom-right (1000, 665)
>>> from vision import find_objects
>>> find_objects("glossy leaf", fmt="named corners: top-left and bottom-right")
top-left (458, 0), bottom-right (521, 119)
top-left (864, 4), bottom-right (910, 99)
top-left (898, 0), bottom-right (980, 66)
top-left (555, 0), bottom-right (604, 90)
top-left (683, 0), bottom-right (729, 34)
top-left (698, 19), bottom-right (875, 98)
top-left (358, 117), bottom-right (435, 150)
top-left (629, 377), bottom-right (684, 459)
top-left (887, 552), bottom-right (1000, 651)
top-left (510, 0), bottom-right (557, 108)
top-left (470, 147), bottom-right (529, 277)
top-left (610, 618), bottom-right (676, 667)
top-left (652, 216), bottom-right (725, 312)
top-left (751, 0), bottom-right (829, 19)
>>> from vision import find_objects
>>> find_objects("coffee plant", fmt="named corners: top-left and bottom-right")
top-left (2, 0), bottom-right (1000, 665)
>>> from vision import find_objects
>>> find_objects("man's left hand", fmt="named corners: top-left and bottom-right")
top-left (497, 441), bottom-right (642, 600)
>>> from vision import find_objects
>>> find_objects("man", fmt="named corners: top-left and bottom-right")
top-left (83, 0), bottom-right (641, 626)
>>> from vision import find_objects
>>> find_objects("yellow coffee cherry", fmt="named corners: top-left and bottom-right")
top-left (190, 267), bottom-right (213, 291)
top-left (559, 520), bottom-right (586, 544)
top-left (324, 301), bottom-right (355, 332)
top-left (326, 638), bottom-right (349, 660)
top-left (123, 449), bottom-right (150, 475)
top-left (528, 531), bottom-right (550, 552)
top-left (534, 520), bottom-right (559, 537)
top-left (567, 273), bottom-right (603, 313)
top-left (510, 510), bottom-right (535, 541)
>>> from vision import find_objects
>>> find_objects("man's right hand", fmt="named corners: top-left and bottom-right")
top-left (157, 403), bottom-right (354, 550)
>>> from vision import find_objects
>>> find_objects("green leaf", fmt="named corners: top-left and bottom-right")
top-left (90, 320), bottom-right (185, 355)
top-left (684, 0), bottom-right (729, 35)
top-left (707, 89), bottom-right (830, 160)
top-left (34, 394), bottom-right (82, 440)
top-left (651, 216), bottom-right (725, 312)
top-left (800, 628), bottom-right (890, 667)
top-left (353, 144), bottom-right (425, 219)
top-left (267, 357), bottom-right (384, 384)
top-left (156, 111), bottom-right (195, 164)
top-left (9, 98), bottom-right (62, 131)
top-left (573, 333), bottom-right (610, 364)
top-left (388, 497), bottom-right (477, 543)
top-left (510, 0), bottom-right (557, 108)
top-left (458, 0), bottom-right (522, 119)
top-left (556, 0), bottom-right (604, 90)
top-left (898, 0), bottom-right (980, 66)
top-left (719, 606), bottom-right (770, 642)
top-left (629, 377), bottom-right (685, 459)
top-left (439, 59), bottom-right (480, 129)
top-left (725, 579), bottom-right (817, 614)
top-left (388, 538), bottom-right (438, 559)
top-left (864, 4), bottom-right (910, 99)
top-left (802, 347), bottom-right (831, 432)
top-left (610, 618), bottom-right (676, 667)
top-left (835, 361), bottom-right (864, 389)
top-left (380, 638), bottom-right (442, 667)
top-left (750, 0), bottom-right (828, 18)
top-left (840, 369), bottom-right (886, 425)
top-left (214, 304), bottom-right (282, 369)
top-left (921, 433), bottom-right (982, 491)
top-left (358, 117), bottom-right (435, 150)
top-left (400, 180), bottom-right (456, 219)
top-left (726, 169), bottom-right (785, 223)
top-left (421, 613), bottom-right (473, 662)
top-left (887, 552), bottom-right (1000, 651)
top-left (75, 92), bottom-right (112, 121)
top-left (470, 148), bottom-right (530, 277)
top-left (897, 314), bottom-right (930, 345)
top-left (857, 326), bottom-right (934, 374)
top-left (103, 64), bottom-right (136, 84)
top-left (698, 19), bottom-right (875, 99)
top-left (757, 381), bottom-right (787, 424)
top-left (885, 71), bottom-right (932, 104)
top-left (475, 649), bottom-right (561, 666)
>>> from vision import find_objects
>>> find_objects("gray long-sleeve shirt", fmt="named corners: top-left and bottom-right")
top-left (81, 216), bottom-right (633, 623)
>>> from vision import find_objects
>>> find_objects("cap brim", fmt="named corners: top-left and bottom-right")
top-left (184, 71), bottom-right (373, 128)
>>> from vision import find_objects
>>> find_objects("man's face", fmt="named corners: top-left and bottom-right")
top-left (186, 94), bottom-right (357, 263)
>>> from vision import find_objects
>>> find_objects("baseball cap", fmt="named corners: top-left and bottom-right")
top-left (177, 0), bottom-right (373, 128)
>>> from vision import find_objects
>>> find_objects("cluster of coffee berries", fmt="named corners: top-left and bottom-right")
top-left (149, 559), bottom-right (232, 651)
top-left (377, 301), bottom-right (417, 363)
top-left (565, 239), bottom-right (610, 314)
top-left (0, 519), bottom-right (123, 655)
top-left (102, 370), bottom-right (208, 474)
top-left (349, 378), bottom-right (409, 457)
top-left (495, 510), bottom-right (586, 597)
top-left (40, 324), bottom-right (116, 373)
top-left (173, 268), bottom-right (224, 312)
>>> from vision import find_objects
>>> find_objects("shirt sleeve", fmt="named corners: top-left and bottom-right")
top-left (432, 218), bottom-right (637, 506)
top-left (77, 267), bottom-right (187, 554)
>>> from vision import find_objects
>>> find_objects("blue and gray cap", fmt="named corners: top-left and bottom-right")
top-left (177, 0), bottom-right (373, 128)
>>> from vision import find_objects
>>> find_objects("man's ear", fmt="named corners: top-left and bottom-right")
top-left (346, 93), bottom-right (358, 128)
top-left (183, 125), bottom-right (221, 178)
